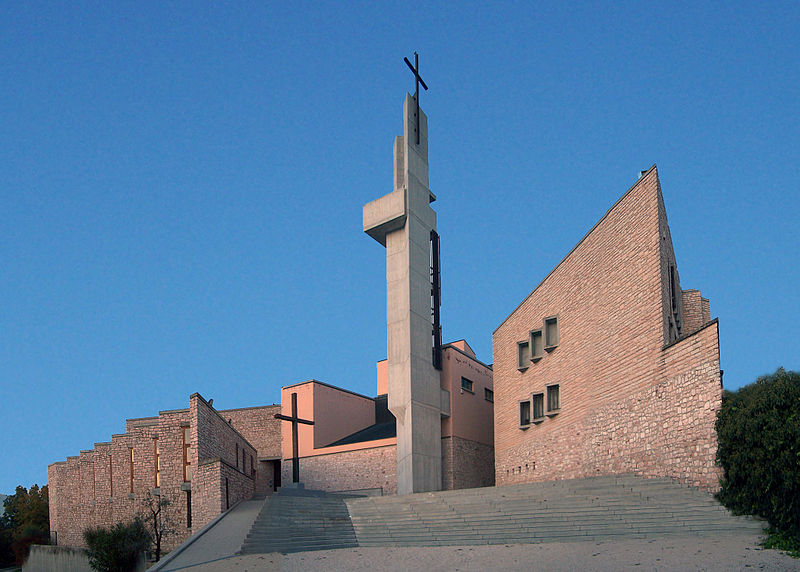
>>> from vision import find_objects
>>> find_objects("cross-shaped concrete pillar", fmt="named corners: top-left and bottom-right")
top-left (363, 94), bottom-right (442, 495)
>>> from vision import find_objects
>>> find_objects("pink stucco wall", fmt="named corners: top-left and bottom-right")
top-left (440, 344), bottom-right (494, 445)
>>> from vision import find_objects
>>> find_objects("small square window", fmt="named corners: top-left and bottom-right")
top-left (517, 341), bottom-right (531, 370)
top-left (544, 316), bottom-right (560, 350)
top-left (530, 329), bottom-right (543, 361)
top-left (519, 400), bottom-right (531, 427)
top-left (547, 384), bottom-right (560, 414)
top-left (485, 388), bottom-right (494, 402)
top-left (532, 393), bottom-right (544, 421)
top-left (461, 377), bottom-right (474, 393)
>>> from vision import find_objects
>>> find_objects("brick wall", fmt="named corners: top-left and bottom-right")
top-left (190, 394), bottom-right (256, 530)
top-left (441, 436), bottom-right (495, 490)
top-left (682, 289), bottom-right (712, 335)
top-left (48, 409), bottom-right (195, 550)
top-left (493, 167), bottom-right (722, 491)
top-left (192, 458), bottom-right (255, 530)
top-left (282, 445), bottom-right (398, 495)
top-left (49, 394), bottom-right (274, 550)
top-left (218, 404), bottom-right (281, 495)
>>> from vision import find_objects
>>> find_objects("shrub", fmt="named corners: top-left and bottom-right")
top-left (83, 518), bottom-right (151, 572)
top-left (716, 368), bottom-right (800, 548)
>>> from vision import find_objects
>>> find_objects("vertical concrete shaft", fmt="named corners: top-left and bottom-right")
top-left (363, 94), bottom-right (442, 494)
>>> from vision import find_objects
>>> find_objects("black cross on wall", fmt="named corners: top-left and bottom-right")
top-left (274, 392), bottom-right (314, 484)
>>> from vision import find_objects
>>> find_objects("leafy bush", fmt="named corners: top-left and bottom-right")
top-left (716, 367), bottom-right (800, 549)
top-left (83, 518), bottom-right (151, 572)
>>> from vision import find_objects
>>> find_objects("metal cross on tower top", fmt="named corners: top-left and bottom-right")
top-left (404, 52), bottom-right (428, 145)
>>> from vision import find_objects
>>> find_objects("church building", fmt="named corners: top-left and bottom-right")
top-left (47, 60), bottom-right (724, 553)
top-left (492, 165), bottom-right (722, 491)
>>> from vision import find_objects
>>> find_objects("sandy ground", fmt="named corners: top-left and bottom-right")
top-left (161, 533), bottom-right (800, 571)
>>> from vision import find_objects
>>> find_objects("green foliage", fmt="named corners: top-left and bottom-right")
top-left (763, 527), bottom-right (800, 558)
top-left (716, 367), bottom-right (800, 552)
top-left (83, 518), bottom-right (151, 572)
top-left (0, 484), bottom-right (50, 565)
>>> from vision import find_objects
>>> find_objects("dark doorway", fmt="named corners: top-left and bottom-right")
top-left (272, 460), bottom-right (281, 492)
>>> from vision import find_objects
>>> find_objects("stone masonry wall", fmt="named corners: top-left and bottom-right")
top-left (283, 445), bottom-right (397, 495)
top-left (47, 409), bottom-right (194, 550)
top-left (219, 404), bottom-right (281, 495)
top-left (682, 289), bottom-right (709, 335)
top-left (496, 323), bottom-right (722, 490)
top-left (441, 436), bottom-right (495, 490)
top-left (190, 394), bottom-right (257, 530)
top-left (493, 168), bottom-right (722, 491)
top-left (192, 458), bottom-right (254, 531)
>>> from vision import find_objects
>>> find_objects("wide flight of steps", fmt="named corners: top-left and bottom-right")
top-left (239, 475), bottom-right (763, 554)
top-left (345, 475), bottom-right (764, 547)
top-left (239, 489), bottom-right (359, 554)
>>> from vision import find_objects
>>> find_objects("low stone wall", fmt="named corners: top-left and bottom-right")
top-left (23, 544), bottom-right (146, 572)
top-left (284, 445), bottom-right (397, 495)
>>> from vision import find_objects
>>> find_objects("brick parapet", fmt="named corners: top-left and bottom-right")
top-left (681, 289), bottom-right (707, 335)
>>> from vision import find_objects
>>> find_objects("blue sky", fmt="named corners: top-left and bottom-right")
top-left (2, 2), bottom-right (798, 493)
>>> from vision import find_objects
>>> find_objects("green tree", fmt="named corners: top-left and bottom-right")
top-left (84, 518), bottom-right (151, 572)
top-left (1, 484), bottom-right (50, 565)
top-left (716, 367), bottom-right (800, 554)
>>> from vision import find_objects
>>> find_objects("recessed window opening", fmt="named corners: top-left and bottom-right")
top-left (154, 438), bottom-right (160, 488)
top-left (532, 393), bottom-right (544, 421)
top-left (461, 377), bottom-right (474, 393)
top-left (530, 329), bottom-right (544, 361)
top-left (183, 427), bottom-right (192, 482)
top-left (129, 448), bottom-right (134, 493)
top-left (544, 316), bottom-right (559, 350)
top-left (519, 400), bottom-right (531, 427)
top-left (485, 388), bottom-right (494, 402)
top-left (517, 340), bottom-right (531, 369)
top-left (547, 384), bottom-right (560, 413)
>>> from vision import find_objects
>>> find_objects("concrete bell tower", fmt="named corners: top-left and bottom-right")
top-left (363, 86), bottom-right (442, 494)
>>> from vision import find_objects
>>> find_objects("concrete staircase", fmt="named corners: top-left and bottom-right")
top-left (238, 475), bottom-right (763, 554)
top-left (239, 488), bottom-right (359, 554)
top-left (345, 475), bottom-right (764, 547)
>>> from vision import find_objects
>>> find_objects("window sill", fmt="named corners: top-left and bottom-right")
top-left (460, 388), bottom-right (474, 394)
top-left (531, 355), bottom-right (543, 363)
top-left (532, 417), bottom-right (545, 424)
top-left (546, 410), bottom-right (560, 417)
top-left (519, 424), bottom-right (531, 430)
top-left (545, 345), bottom-right (558, 352)
top-left (517, 366), bottom-right (529, 372)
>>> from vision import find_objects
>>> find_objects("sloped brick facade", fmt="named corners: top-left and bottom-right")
top-left (493, 166), bottom-right (723, 491)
